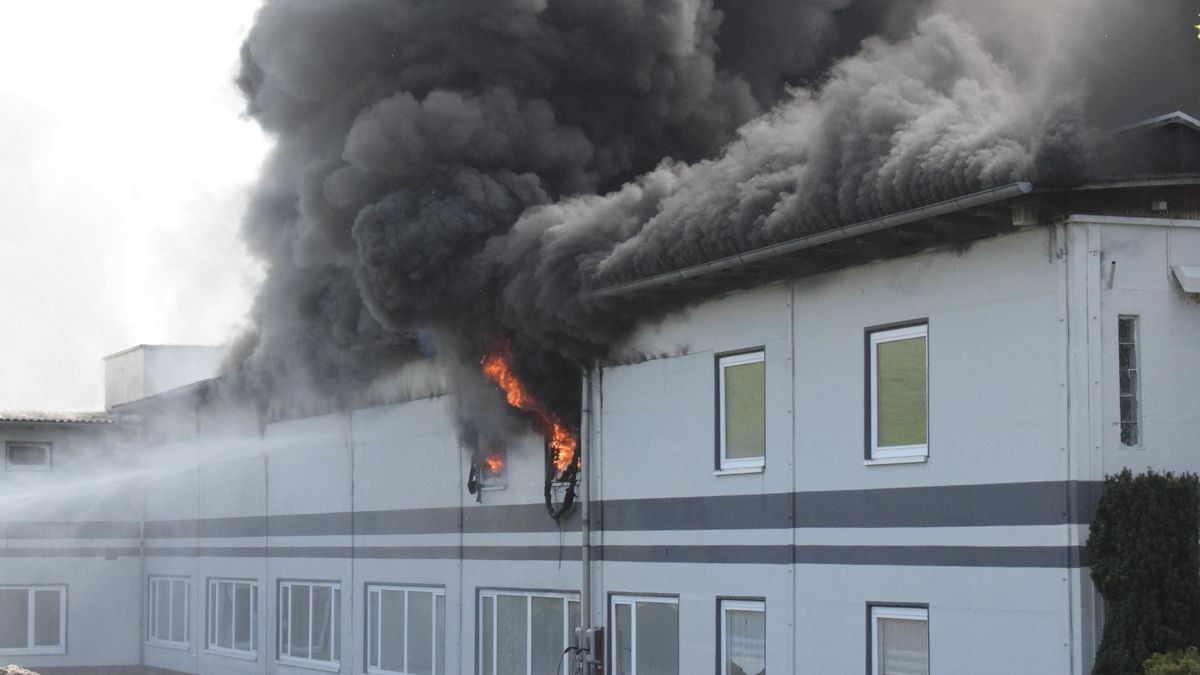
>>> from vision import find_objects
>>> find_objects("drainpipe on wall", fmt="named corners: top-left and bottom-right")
top-left (576, 362), bottom-right (596, 674)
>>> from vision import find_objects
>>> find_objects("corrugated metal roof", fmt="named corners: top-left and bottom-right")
top-left (0, 410), bottom-right (117, 425)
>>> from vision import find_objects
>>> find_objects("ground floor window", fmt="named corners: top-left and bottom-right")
top-left (0, 585), bottom-right (65, 655)
top-left (207, 578), bottom-right (256, 656)
top-left (720, 599), bottom-right (764, 675)
top-left (148, 576), bottom-right (190, 647)
top-left (368, 584), bottom-right (446, 675)
top-left (478, 589), bottom-right (579, 675)
top-left (279, 580), bottom-right (340, 667)
top-left (870, 605), bottom-right (928, 675)
top-left (610, 594), bottom-right (679, 675)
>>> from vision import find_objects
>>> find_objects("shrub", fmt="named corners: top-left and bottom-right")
top-left (1144, 647), bottom-right (1200, 675)
top-left (1088, 469), bottom-right (1200, 674)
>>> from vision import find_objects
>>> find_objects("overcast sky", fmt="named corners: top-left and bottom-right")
top-left (0, 1), bottom-right (269, 411)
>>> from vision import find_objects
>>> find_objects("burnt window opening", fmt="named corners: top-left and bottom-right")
top-left (6, 442), bottom-right (51, 470)
top-left (544, 433), bottom-right (579, 523)
top-left (1118, 316), bottom-right (1141, 447)
top-left (467, 449), bottom-right (507, 499)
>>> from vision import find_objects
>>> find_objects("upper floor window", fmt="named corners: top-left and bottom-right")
top-left (5, 442), bottom-right (50, 470)
top-left (478, 589), bottom-right (578, 675)
top-left (717, 350), bottom-right (765, 471)
top-left (0, 585), bottom-right (65, 655)
top-left (611, 594), bottom-right (679, 675)
top-left (368, 584), bottom-right (445, 675)
top-left (148, 576), bottom-right (190, 647)
top-left (869, 605), bottom-right (928, 675)
top-left (720, 599), bottom-right (765, 675)
top-left (867, 323), bottom-right (928, 462)
top-left (207, 578), bottom-right (256, 657)
top-left (1118, 316), bottom-right (1141, 447)
top-left (279, 580), bottom-right (340, 668)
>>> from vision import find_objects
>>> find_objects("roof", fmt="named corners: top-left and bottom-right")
top-left (1114, 111), bottom-right (1200, 134)
top-left (102, 343), bottom-right (225, 361)
top-left (0, 410), bottom-right (117, 425)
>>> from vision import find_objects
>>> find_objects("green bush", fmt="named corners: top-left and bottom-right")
top-left (1144, 647), bottom-right (1200, 675)
top-left (1088, 469), bottom-right (1200, 674)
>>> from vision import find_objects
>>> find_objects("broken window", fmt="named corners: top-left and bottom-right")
top-left (1118, 316), bottom-right (1141, 447)
top-left (867, 323), bottom-right (928, 462)
top-left (718, 350), bottom-right (766, 471)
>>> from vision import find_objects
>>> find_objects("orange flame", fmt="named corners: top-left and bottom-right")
top-left (485, 453), bottom-right (505, 475)
top-left (481, 342), bottom-right (577, 474)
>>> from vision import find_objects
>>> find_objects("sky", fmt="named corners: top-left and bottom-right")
top-left (0, 1), bottom-right (270, 410)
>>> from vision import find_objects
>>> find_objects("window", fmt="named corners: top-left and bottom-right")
top-left (610, 595), bottom-right (678, 675)
top-left (717, 351), bottom-right (765, 471)
top-left (869, 605), bottom-right (928, 675)
top-left (148, 576), bottom-right (190, 647)
top-left (0, 586), bottom-right (65, 655)
top-left (1118, 316), bottom-right (1140, 447)
top-left (867, 323), bottom-right (928, 461)
top-left (207, 579), bottom-right (257, 656)
top-left (368, 585), bottom-right (445, 675)
top-left (720, 600), bottom-right (764, 675)
top-left (278, 580), bottom-right (340, 667)
top-left (478, 589), bottom-right (579, 675)
top-left (5, 442), bottom-right (50, 470)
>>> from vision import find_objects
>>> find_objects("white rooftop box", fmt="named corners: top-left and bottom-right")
top-left (103, 344), bottom-right (227, 410)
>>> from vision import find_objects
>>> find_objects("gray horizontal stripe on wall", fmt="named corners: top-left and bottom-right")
top-left (0, 520), bottom-right (141, 539)
top-left (0, 547), bottom-right (140, 558)
top-left (137, 543), bottom-right (1082, 568)
top-left (135, 480), bottom-right (1102, 539)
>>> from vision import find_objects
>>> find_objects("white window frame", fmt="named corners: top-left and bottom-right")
top-left (869, 605), bottom-right (929, 675)
top-left (5, 442), bottom-right (51, 471)
top-left (147, 576), bottom-right (190, 649)
top-left (717, 350), bottom-right (766, 472)
top-left (277, 580), bottom-right (341, 671)
top-left (0, 585), bottom-right (66, 655)
top-left (719, 599), bottom-right (765, 675)
top-left (868, 323), bottom-right (929, 463)
top-left (609, 594), bottom-right (679, 675)
top-left (367, 584), bottom-right (446, 675)
top-left (206, 578), bottom-right (257, 659)
top-left (477, 589), bottom-right (579, 675)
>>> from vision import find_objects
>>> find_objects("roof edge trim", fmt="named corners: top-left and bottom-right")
top-left (590, 181), bottom-right (1033, 298)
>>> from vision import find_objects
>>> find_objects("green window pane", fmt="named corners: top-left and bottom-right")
top-left (725, 360), bottom-right (765, 459)
top-left (876, 336), bottom-right (927, 448)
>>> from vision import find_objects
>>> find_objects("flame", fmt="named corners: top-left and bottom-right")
top-left (481, 342), bottom-right (577, 474)
top-left (484, 452), bottom-right (505, 475)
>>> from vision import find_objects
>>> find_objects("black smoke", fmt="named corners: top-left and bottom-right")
top-left (229, 0), bottom-right (1200, 451)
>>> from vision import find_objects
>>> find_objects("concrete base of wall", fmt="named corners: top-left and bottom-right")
top-left (32, 668), bottom-right (186, 675)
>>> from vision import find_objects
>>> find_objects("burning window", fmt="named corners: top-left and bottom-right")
top-left (717, 351), bottom-right (766, 471)
top-left (5, 442), bottom-right (50, 470)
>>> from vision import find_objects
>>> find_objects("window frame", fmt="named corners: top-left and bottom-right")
top-left (277, 579), bottom-right (341, 671)
top-left (718, 598), bottom-right (765, 675)
top-left (715, 349), bottom-right (767, 473)
top-left (147, 575), bottom-right (191, 649)
top-left (867, 603), bottom-right (929, 675)
top-left (865, 321), bottom-right (929, 463)
top-left (5, 441), bottom-right (51, 471)
top-left (476, 588), bottom-right (579, 675)
top-left (1117, 315), bottom-right (1142, 448)
top-left (205, 577), bottom-right (257, 659)
top-left (0, 584), bottom-right (66, 656)
top-left (608, 593), bottom-right (680, 675)
top-left (366, 583), bottom-right (446, 675)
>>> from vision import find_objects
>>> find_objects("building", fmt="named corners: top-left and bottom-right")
top-left (1, 116), bottom-right (1198, 674)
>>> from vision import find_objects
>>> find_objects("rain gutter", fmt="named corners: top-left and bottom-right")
top-left (590, 181), bottom-right (1034, 298)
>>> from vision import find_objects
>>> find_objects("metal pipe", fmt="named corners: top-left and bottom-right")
top-left (590, 181), bottom-right (1034, 297)
top-left (577, 362), bottom-right (593, 672)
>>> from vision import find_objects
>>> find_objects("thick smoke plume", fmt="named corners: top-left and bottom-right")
top-left (229, 0), bottom-right (1199, 452)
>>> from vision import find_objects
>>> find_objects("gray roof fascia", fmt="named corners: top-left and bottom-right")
top-left (591, 181), bottom-right (1034, 298)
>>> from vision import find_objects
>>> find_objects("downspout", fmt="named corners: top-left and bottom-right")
top-left (578, 362), bottom-right (594, 673)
